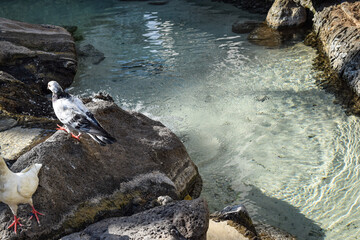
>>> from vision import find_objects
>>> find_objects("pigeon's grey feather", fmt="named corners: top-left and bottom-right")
top-left (48, 81), bottom-right (117, 145)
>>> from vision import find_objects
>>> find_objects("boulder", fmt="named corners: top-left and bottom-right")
top-left (0, 98), bottom-right (202, 239)
top-left (313, 2), bottom-right (360, 95)
top-left (0, 17), bottom-right (76, 118)
top-left (210, 204), bottom-right (258, 239)
top-left (266, 0), bottom-right (307, 29)
top-left (61, 198), bottom-right (209, 240)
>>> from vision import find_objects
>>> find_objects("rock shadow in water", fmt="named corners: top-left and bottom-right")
top-left (244, 186), bottom-right (325, 240)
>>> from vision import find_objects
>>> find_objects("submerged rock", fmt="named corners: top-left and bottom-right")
top-left (77, 44), bottom-right (105, 65)
top-left (247, 23), bottom-right (282, 47)
top-left (0, 97), bottom-right (202, 240)
top-left (61, 198), bottom-right (209, 240)
top-left (247, 22), bottom-right (309, 47)
top-left (0, 117), bottom-right (17, 132)
top-left (0, 17), bottom-right (76, 118)
top-left (232, 21), bottom-right (263, 34)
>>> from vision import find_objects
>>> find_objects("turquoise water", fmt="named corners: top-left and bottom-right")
top-left (1, 0), bottom-right (360, 239)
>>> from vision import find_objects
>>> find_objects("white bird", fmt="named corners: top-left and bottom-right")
top-left (47, 81), bottom-right (117, 146)
top-left (0, 155), bottom-right (43, 234)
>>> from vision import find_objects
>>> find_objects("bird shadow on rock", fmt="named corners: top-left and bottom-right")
top-left (241, 186), bottom-right (325, 240)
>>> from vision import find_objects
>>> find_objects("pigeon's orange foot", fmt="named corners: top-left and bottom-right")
top-left (29, 206), bottom-right (44, 224)
top-left (56, 124), bottom-right (68, 133)
top-left (8, 215), bottom-right (22, 234)
top-left (71, 133), bottom-right (81, 141)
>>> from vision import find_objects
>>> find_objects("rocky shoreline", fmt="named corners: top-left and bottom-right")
top-left (0, 0), bottom-right (359, 239)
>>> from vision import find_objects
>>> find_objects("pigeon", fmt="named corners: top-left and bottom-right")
top-left (47, 81), bottom-right (117, 146)
top-left (0, 155), bottom-right (43, 234)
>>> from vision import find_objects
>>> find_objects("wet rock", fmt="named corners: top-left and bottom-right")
top-left (254, 223), bottom-right (296, 240)
top-left (247, 24), bottom-right (282, 47)
top-left (0, 117), bottom-right (17, 132)
top-left (266, 0), bottom-right (307, 29)
top-left (248, 23), bottom-right (308, 47)
top-left (0, 98), bottom-right (202, 239)
top-left (232, 21), bottom-right (263, 34)
top-left (313, 2), bottom-right (360, 95)
top-left (61, 198), bottom-right (209, 240)
top-left (0, 17), bottom-right (76, 118)
top-left (77, 44), bottom-right (105, 65)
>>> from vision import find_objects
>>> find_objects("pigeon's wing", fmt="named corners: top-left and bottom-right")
top-left (72, 97), bottom-right (103, 129)
top-left (54, 96), bottom-right (106, 134)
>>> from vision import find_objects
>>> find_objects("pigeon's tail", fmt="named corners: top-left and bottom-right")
top-left (89, 133), bottom-right (117, 146)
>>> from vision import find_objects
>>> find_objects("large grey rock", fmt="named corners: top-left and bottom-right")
top-left (266, 0), bottom-right (307, 29)
top-left (0, 17), bottom-right (76, 118)
top-left (0, 98), bottom-right (202, 240)
top-left (313, 2), bottom-right (360, 95)
top-left (61, 198), bottom-right (209, 240)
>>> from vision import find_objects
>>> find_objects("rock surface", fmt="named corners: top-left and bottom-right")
top-left (266, 0), bottom-right (307, 29)
top-left (0, 98), bottom-right (202, 240)
top-left (210, 204), bottom-right (258, 239)
top-left (0, 17), bottom-right (76, 118)
top-left (0, 117), bottom-right (17, 132)
top-left (0, 71), bottom-right (53, 119)
top-left (61, 198), bottom-right (209, 240)
top-left (0, 126), bottom-right (44, 161)
top-left (313, 2), bottom-right (360, 95)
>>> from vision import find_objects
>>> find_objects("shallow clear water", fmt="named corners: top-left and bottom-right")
top-left (2, 0), bottom-right (360, 239)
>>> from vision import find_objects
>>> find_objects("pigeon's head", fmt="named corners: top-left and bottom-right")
top-left (47, 81), bottom-right (63, 94)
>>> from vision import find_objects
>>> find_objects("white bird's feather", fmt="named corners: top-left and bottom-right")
top-left (0, 157), bottom-right (42, 215)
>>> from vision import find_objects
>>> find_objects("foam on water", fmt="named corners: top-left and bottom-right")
top-left (1, 0), bottom-right (360, 239)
